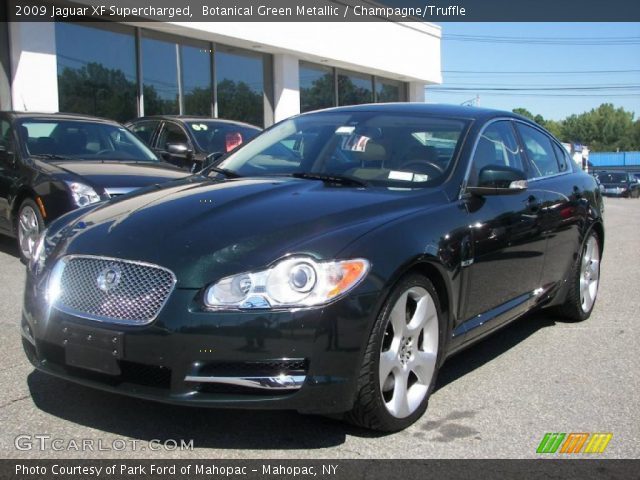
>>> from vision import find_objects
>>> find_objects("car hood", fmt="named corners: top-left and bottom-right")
top-left (38, 160), bottom-right (188, 190)
top-left (50, 176), bottom-right (447, 288)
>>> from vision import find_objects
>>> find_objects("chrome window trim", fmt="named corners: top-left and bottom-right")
top-left (458, 117), bottom-right (571, 199)
top-left (51, 254), bottom-right (177, 326)
top-left (526, 170), bottom-right (572, 183)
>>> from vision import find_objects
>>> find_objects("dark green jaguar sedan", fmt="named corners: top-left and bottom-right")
top-left (21, 104), bottom-right (604, 431)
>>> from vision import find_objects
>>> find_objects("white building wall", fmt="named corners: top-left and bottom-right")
top-left (273, 54), bottom-right (301, 123)
top-left (9, 22), bottom-right (59, 112)
top-left (153, 21), bottom-right (442, 85)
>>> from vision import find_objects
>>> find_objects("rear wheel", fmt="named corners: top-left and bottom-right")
top-left (16, 199), bottom-right (44, 264)
top-left (556, 231), bottom-right (600, 321)
top-left (345, 274), bottom-right (443, 431)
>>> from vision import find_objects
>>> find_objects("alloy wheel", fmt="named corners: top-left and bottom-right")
top-left (379, 286), bottom-right (439, 418)
top-left (579, 235), bottom-right (600, 313)
top-left (18, 205), bottom-right (40, 261)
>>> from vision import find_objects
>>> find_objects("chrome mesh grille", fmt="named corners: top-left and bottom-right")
top-left (55, 256), bottom-right (176, 325)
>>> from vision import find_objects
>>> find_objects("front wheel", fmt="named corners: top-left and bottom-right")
top-left (16, 199), bottom-right (44, 264)
top-left (556, 231), bottom-right (601, 322)
top-left (345, 274), bottom-right (443, 431)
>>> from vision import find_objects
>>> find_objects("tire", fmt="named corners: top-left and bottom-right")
top-left (16, 198), bottom-right (44, 264)
top-left (556, 230), bottom-right (601, 322)
top-left (345, 274), bottom-right (443, 431)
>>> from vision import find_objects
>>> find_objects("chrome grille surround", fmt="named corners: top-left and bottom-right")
top-left (51, 255), bottom-right (177, 326)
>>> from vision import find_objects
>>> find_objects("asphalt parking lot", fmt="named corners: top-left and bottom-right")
top-left (0, 198), bottom-right (637, 459)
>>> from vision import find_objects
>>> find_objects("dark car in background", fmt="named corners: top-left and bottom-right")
top-left (125, 116), bottom-right (261, 172)
top-left (22, 104), bottom-right (604, 432)
top-left (0, 112), bottom-right (189, 262)
top-left (595, 171), bottom-right (640, 198)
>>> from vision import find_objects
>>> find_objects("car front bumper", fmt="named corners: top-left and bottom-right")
top-left (21, 271), bottom-right (380, 414)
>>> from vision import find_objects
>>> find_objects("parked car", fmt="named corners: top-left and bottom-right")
top-left (596, 171), bottom-right (640, 198)
top-left (125, 116), bottom-right (261, 172)
top-left (0, 112), bottom-right (189, 262)
top-left (22, 104), bottom-right (604, 431)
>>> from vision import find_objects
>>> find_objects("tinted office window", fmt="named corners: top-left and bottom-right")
top-left (516, 124), bottom-right (561, 178)
top-left (216, 48), bottom-right (265, 127)
top-left (56, 23), bottom-right (137, 122)
top-left (338, 70), bottom-right (373, 106)
top-left (142, 34), bottom-right (179, 115)
top-left (181, 44), bottom-right (212, 116)
top-left (300, 62), bottom-right (335, 113)
top-left (376, 78), bottom-right (405, 103)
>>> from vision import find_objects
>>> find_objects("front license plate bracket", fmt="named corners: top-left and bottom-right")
top-left (62, 322), bottom-right (123, 376)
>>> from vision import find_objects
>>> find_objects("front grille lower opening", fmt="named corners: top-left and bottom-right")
top-left (197, 358), bottom-right (308, 377)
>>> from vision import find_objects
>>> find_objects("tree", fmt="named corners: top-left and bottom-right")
top-left (217, 79), bottom-right (263, 127)
top-left (58, 63), bottom-right (137, 122)
top-left (562, 104), bottom-right (635, 151)
top-left (513, 104), bottom-right (639, 151)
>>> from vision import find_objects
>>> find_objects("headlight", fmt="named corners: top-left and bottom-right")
top-left (204, 256), bottom-right (370, 310)
top-left (65, 181), bottom-right (101, 207)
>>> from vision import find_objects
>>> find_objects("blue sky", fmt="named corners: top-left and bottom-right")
top-left (427, 23), bottom-right (640, 120)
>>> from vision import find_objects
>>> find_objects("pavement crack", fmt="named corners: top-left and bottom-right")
top-left (0, 393), bottom-right (32, 409)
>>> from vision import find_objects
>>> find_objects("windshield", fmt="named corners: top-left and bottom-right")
top-left (217, 112), bottom-right (468, 187)
top-left (187, 121), bottom-right (260, 154)
top-left (18, 119), bottom-right (158, 161)
top-left (598, 172), bottom-right (627, 183)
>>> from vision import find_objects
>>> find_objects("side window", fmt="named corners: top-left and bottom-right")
top-left (470, 121), bottom-right (525, 185)
top-left (551, 142), bottom-right (571, 173)
top-left (130, 121), bottom-right (160, 146)
top-left (516, 124), bottom-right (562, 179)
top-left (157, 122), bottom-right (189, 149)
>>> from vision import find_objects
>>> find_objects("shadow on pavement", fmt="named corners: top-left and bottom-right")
top-left (26, 311), bottom-right (561, 449)
top-left (0, 235), bottom-right (20, 259)
top-left (436, 311), bottom-right (557, 390)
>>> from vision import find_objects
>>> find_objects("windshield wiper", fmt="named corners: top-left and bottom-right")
top-left (30, 153), bottom-right (70, 160)
top-left (201, 166), bottom-right (242, 179)
top-left (291, 172), bottom-right (368, 187)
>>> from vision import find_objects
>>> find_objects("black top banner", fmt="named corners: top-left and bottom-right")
top-left (6, 0), bottom-right (640, 22)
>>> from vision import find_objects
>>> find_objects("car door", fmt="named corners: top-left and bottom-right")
top-left (155, 121), bottom-right (193, 170)
top-left (516, 124), bottom-right (588, 291)
top-left (458, 120), bottom-right (547, 340)
top-left (0, 116), bottom-right (19, 233)
top-left (127, 120), bottom-right (161, 148)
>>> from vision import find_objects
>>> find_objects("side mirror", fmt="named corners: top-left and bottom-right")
top-left (166, 143), bottom-right (191, 155)
top-left (467, 165), bottom-right (528, 196)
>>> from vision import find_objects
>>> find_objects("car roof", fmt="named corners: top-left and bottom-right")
top-left (129, 115), bottom-right (261, 130)
top-left (298, 102), bottom-right (532, 123)
top-left (2, 111), bottom-right (121, 125)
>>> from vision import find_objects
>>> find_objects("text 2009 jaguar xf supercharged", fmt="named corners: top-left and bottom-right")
top-left (22, 104), bottom-right (604, 431)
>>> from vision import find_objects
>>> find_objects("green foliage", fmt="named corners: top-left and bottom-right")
top-left (512, 103), bottom-right (639, 151)
top-left (217, 79), bottom-right (263, 127)
top-left (58, 63), bottom-right (137, 122)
